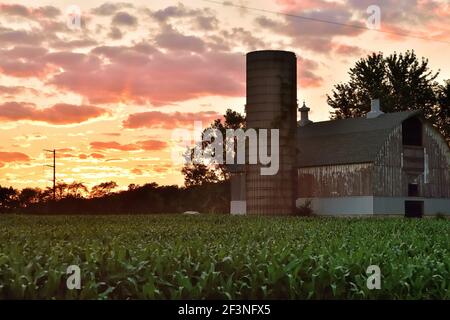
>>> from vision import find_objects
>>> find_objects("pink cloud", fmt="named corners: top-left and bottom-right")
top-left (0, 4), bottom-right (60, 19)
top-left (122, 111), bottom-right (221, 129)
top-left (48, 45), bottom-right (244, 106)
top-left (0, 45), bottom-right (51, 77)
top-left (0, 102), bottom-right (109, 125)
top-left (91, 3), bottom-right (134, 16)
top-left (112, 11), bottom-right (138, 27)
top-left (276, 0), bottom-right (337, 11)
top-left (258, 1), bottom-right (365, 53)
top-left (332, 43), bottom-right (365, 56)
top-left (297, 57), bottom-right (324, 88)
top-left (0, 85), bottom-right (39, 96)
top-left (155, 26), bottom-right (205, 52)
top-left (0, 4), bottom-right (31, 17)
top-left (0, 28), bottom-right (46, 46)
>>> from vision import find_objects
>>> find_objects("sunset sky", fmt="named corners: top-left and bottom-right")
top-left (0, 0), bottom-right (449, 190)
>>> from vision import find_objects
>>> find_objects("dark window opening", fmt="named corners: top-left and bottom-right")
top-left (405, 201), bottom-right (423, 218)
top-left (408, 183), bottom-right (419, 197)
top-left (402, 117), bottom-right (422, 146)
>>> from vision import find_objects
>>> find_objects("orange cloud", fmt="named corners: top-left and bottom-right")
top-left (90, 141), bottom-right (139, 151)
top-left (0, 102), bottom-right (109, 125)
top-left (138, 140), bottom-right (168, 151)
top-left (0, 151), bottom-right (30, 167)
top-left (122, 111), bottom-right (221, 129)
top-left (90, 153), bottom-right (105, 159)
top-left (78, 153), bottom-right (105, 159)
top-left (131, 168), bottom-right (143, 175)
top-left (90, 140), bottom-right (168, 152)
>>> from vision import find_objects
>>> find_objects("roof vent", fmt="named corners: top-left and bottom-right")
top-left (366, 99), bottom-right (384, 119)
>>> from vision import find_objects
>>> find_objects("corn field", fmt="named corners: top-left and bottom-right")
top-left (0, 215), bottom-right (448, 299)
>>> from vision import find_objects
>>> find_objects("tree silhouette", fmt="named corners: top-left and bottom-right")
top-left (435, 80), bottom-right (450, 143)
top-left (90, 181), bottom-right (118, 198)
top-left (67, 182), bottom-right (88, 198)
top-left (327, 50), bottom-right (448, 143)
top-left (181, 109), bottom-right (246, 186)
top-left (0, 186), bottom-right (18, 213)
top-left (18, 188), bottom-right (41, 208)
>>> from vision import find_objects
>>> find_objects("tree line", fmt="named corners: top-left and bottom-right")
top-left (0, 181), bottom-right (229, 214)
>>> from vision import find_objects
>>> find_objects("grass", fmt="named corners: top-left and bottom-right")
top-left (0, 214), bottom-right (448, 299)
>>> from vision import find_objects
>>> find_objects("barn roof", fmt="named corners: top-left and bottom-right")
top-left (296, 110), bottom-right (421, 167)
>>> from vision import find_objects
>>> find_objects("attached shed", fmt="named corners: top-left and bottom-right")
top-left (296, 109), bottom-right (450, 216)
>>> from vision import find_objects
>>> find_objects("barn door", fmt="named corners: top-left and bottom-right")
top-left (405, 201), bottom-right (424, 218)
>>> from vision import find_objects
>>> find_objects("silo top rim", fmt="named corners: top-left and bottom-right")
top-left (246, 50), bottom-right (296, 58)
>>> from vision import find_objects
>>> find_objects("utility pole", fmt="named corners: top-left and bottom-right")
top-left (44, 149), bottom-right (56, 200)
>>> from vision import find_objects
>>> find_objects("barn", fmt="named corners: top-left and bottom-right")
top-left (229, 50), bottom-right (450, 217)
top-left (295, 102), bottom-right (450, 216)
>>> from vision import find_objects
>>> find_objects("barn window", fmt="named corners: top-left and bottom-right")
top-left (408, 183), bottom-right (419, 197)
top-left (402, 117), bottom-right (422, 146)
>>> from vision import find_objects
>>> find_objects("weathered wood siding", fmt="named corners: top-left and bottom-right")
top-left (297, 120), bottom-right (450, 199)
top-left (298, 163), bottom-right (372, 197)
top-left (422, 123), bottom-right (450, 198)
top-left (372, 126), bottom-right (404, 196)
top-left (372, 122), bottom-right (450, 197)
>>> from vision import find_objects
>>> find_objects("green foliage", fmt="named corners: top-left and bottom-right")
top-left (295, 199), bottom-right (315, 217)
top-left (181, 109), bottom-right (246, 187)
top-left (0, 215), bottom-right (448, 299)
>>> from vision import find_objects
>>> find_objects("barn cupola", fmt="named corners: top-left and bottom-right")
top-left (299, 101), bottom-right (313, 126)
top-left (366, 99), bottom-right (384, 119)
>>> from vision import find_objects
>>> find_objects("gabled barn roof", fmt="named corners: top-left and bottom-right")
top-left (296, 110), bottom-right (421, 167)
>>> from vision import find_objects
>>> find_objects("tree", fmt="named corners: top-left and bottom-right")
top-left (127, 183), bottom-right (139, 191)
top-left (181, 109), bottom-right (246, 186)
top-left (67, 182), bottom-right (88, 198)
top-left (53, 182), bottom-right (68, 200)
top-left (90, 181), bottom-right (118, 198)
top-left (0, 186), bottom-right (18, 213)
top-left (435, 80), bottom-right (450, 143)
top-left (327, 50), bottom-right (448, 142)
top-left (18, 187), bottom-right (42, 208)
top-left (181, 163), bottom-right (222, 187)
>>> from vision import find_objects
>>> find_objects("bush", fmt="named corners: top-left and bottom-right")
top-left (295, 199), bottom-right (315, 216)
top-left (435, 212), bottom-right (447, 220)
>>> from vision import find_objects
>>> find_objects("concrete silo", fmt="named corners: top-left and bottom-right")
top-left (245, 50), bottom-right (297, 215)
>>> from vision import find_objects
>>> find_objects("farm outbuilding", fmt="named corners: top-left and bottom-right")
top-left (230, 50), bottom-right (450, 217)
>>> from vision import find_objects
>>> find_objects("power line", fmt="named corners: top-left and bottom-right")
top-left (44, 149), bottom-right (56, 201)
top-left (201, 0), bottom-right (450, 45)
